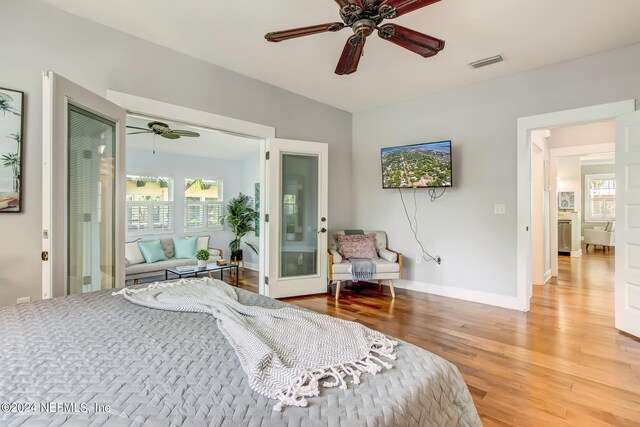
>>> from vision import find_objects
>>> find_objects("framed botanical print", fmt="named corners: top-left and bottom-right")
top-left (0, 87), bottom-right (24, 212)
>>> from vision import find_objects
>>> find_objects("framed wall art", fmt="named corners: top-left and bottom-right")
top-left (558, 191), bottom-right (575, 210)
top-left (0, 87), bottom-right (24, 213)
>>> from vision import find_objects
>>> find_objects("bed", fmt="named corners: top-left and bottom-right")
top-left (0, 284), bottom-right (481, 426)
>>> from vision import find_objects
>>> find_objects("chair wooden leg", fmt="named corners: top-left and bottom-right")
top-left (133, 278), bottom-right (139, 285)
top-left (335, 280), bottom-right (342, 300)
top-left (378, 279), bottom-right (382, 292)
top-left (388, 279), bottom-right (395, 299)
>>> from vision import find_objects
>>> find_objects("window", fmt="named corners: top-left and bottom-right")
top-left (126, 175), bottom-right (173, 234)
top-left (584, 173), bottom-right (615, 222)
top-left (184, 178), bottom-right (223, 231)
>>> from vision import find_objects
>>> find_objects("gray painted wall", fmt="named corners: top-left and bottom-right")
top-left (353, 42), bottom-right (640, 297)
top-left (581, 163), bottom-right (616, 232)
top-left (126, 148), bottom-right (261, 269)
top-left (0, 0), bottom-right (352, 306)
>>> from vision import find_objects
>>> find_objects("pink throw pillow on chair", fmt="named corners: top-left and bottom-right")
top-left (337, 234), bottom-right (378, 259)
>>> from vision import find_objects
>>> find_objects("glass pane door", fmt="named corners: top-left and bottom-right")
top-left (266, 138), bottom-right (328, 299)
top-left (280, 153), bottom-right (319, 278)
top-left (67, 104), bottom-right (116, 295)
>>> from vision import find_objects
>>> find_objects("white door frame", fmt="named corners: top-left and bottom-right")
top-left (516, 100), bottom-right (635, 311)
top-left (106, 90), bottom-right (276, 295)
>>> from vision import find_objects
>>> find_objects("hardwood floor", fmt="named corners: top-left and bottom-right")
top-left (268, 250), bottom-right (640, 426)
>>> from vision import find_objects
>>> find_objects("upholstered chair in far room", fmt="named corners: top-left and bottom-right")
top-left (328, 231), bottom-right (403, 300)
top-left (584, 221), bottom-right (615, 252)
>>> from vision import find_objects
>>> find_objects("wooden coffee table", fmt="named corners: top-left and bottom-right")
top-left (165, 263), bottom-right (239, 286)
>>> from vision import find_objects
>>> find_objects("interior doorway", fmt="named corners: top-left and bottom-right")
top-left (42, 77), bottom-right (329, 300)
top-left (529, 121), bottom-right (616, 292)
top-left (517, 99), bottom-right (640, 340)
top-left (516, 99), bottom-right (635, 313)
top-left (124, 113), bottom-right (264, 290)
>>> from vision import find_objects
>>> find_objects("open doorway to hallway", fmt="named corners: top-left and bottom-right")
top-left (530, 120), bottom-right (616, 293)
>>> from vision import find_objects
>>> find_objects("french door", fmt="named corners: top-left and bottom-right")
top-left (42, 71), bottom-right (126, 298)
top-left (265, 138), bottom-right (328, 298)
top-left (615, 110), bottom-right (640, 338)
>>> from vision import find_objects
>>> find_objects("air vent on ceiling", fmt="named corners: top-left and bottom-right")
top-left (469, 55), bottom-right (504, 69)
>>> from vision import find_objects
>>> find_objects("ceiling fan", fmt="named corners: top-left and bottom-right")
top-left (126, 121), bottom-right (200, 140)
top-left (265, 0), bottom-right (445, 75)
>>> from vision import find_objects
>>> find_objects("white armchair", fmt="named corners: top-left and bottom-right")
top-left (584, 222), bottom-right (615, 252)
top-left (328, 230), bottom-right (403, 300)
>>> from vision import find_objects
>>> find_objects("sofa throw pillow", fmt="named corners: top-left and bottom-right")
top-left (137, 240), bottom-right (167, 264)
top-left (337, 233), bottom-right (378, 259)
top-left (196, 236), bottom-right (210, 251)
top-left (174, 236), bottom-right (198, 259)
top-left (125, 239), bottom-right (144, 266)
top-left (160, 238), bottom-right (175, 259)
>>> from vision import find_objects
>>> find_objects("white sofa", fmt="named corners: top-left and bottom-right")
top-left (125, 236), bottom-right (222, 283)
top-left (584, 221), bottom-right (615, 252)
top-left (328, 230), bottom-right (403, 300)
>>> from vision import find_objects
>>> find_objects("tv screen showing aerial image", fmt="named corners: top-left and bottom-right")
top-left (381, 140), bottom-right (452, 188)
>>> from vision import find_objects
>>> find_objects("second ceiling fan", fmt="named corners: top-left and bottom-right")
top-left (265, 0), bottom-right (445, 75)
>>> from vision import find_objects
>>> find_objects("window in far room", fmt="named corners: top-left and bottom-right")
top-left (126, 175), bottom-right (173, 234)
top-left (184, 178), bottom-right (224, 231)
top-left (584, 173), bottom-right (616, 222)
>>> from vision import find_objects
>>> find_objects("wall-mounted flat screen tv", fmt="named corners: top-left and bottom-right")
top-left (381, 140), bottom-right (453, 188)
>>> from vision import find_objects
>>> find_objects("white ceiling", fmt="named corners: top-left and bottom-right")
top-left (126, 115), bottom-right (260, 160)
top-left (39, 0), bottom-right (640, 112)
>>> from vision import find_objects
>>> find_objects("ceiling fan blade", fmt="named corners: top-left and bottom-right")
top-left (379, 0), bottom-right (440, 18)
top-left (126, 131), bottom-right (152, 135)
top-left (170, 130), bottom-right (200, 137)
top-left (265, 22), bottom-right (345, 42)
top-left (335, 35), bottom-right (365, 75)
top-left (161, 133), bottom-right (181, 140)
top-left (126, 126), bottom-right (150, 131)
top-left (378, 24), bottom-right (444, 57)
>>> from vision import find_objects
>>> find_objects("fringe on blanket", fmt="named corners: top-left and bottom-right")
top-left (272, 337), bottom-right (398, 412)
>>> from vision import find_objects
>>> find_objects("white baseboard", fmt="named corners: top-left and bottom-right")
top-left (571, 249), bottom-right (582, 257)
top-left (543, 269), bottom-right (552, 284)
top-left (242, 261), bottom-right (259, 271)
top-left (393, 279), bottom-right (524, 311)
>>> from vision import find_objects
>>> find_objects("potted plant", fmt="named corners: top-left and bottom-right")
top-left (195, 249), bottom-right (210, 268)
top-left (224, 193), bottom-right (259, 263)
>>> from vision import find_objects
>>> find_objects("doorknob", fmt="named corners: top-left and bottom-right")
top-left (318, 228), bottom-right (327, 234)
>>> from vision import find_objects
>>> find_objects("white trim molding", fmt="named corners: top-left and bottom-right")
top-left (106, 90), bottom-right (276, 139)
top-left (393, 280), bottom-right (522, 311)
top-left (517, 99), bottom-right (635, 312)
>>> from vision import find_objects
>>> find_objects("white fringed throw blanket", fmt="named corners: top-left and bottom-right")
top-left (114, 278), bottom-right (397, 411)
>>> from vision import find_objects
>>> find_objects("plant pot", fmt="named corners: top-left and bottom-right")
top-left (197, 260), bottom-right (208, 268)
top-left (231, 249), bottom-right (243, 262)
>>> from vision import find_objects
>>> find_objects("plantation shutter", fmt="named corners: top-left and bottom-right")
top-left (186, 203), bottom-right (205, 230)
top-left (207, 202), bottom-right (224, 229)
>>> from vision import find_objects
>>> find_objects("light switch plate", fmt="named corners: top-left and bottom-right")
top-left (494, 204), bottom-right (506, 215)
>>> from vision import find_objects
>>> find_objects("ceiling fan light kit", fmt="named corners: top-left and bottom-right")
top-left (265, 0), bottom-right (445, 75)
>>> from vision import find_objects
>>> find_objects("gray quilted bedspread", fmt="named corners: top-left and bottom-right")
top-left (0, 286), bottom-right (481, 426)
